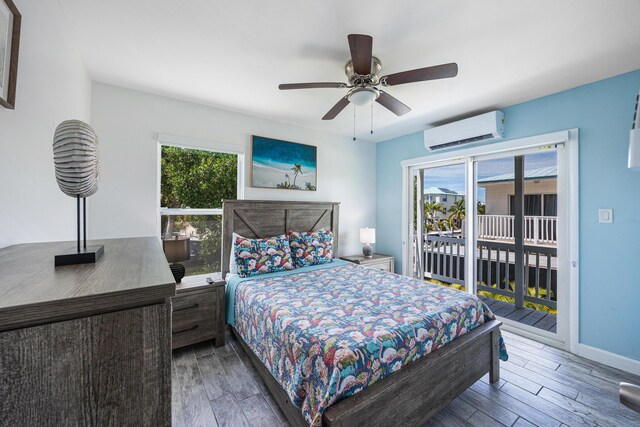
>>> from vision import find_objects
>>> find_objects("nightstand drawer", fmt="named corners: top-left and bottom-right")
top-left (173, 294), bottom-right (216, 325)
top-left (366, 261), bottom-right (392, 272)
top-left (341, 254), bottom-right (395, 274)
top-left (172, 320), bottom-right (215, 349)
top-left (171, 289), bottom-right (217, 349)
top-left (173, 290), bottom-right (216, 315)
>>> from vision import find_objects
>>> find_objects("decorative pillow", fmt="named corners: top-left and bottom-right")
top-left (288, 229), bottom-right (333, 268)
top-left (234, 234), bottom-right (294, 277)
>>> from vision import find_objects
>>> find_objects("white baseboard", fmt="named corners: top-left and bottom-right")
top-left (500, 322), bottom-right (640, 377)
top-left (576, 343), bottom-right (640, 377)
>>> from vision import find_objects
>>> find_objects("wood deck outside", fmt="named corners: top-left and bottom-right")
top-left (171, 327), bottom-right (640, 427)
top-left (480, 295), bottom-right (557, 333)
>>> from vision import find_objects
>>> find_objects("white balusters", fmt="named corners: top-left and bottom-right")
top-left (477, 215), bottom-right (557, 245)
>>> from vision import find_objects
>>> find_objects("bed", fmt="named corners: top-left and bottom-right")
top-left (222, 200), bottom-right (506, 427)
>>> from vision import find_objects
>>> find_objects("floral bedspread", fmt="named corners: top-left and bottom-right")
top-left (233, 262), bottom-right (508, 426)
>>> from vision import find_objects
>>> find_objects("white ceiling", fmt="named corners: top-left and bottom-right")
top-left (58, 0), bottom-right (640, 142)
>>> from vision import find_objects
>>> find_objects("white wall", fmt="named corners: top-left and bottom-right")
top-left (0, 0), bottom-right (91, 248)
top-left (89, 82), bottom-right (376, 256)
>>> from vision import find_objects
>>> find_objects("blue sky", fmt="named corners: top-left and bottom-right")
top-left (422, 151), bottom-right (557, 203)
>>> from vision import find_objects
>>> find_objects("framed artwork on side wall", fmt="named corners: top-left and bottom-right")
top-left (251, 135), bottom-right (317, 191)
top-left (0, 0), bottom-right (20, 109)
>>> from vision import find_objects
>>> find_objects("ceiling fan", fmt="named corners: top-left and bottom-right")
top-left (278, 34), bottom-right (458, 120)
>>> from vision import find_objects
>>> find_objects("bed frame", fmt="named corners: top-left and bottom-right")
top-left (222, 200), bottom-right (501, 427)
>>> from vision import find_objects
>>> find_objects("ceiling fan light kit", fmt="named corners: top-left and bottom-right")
top-left (348, 87), bottom-right (379, 106)
top-left (278, 33), bottom-right (459, 138)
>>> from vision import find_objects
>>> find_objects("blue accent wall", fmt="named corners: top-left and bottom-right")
top-left (376, 69), bottom-right (640, 361)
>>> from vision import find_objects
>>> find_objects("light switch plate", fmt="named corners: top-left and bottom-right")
top-left (598, 208), bottom-right (613, 224)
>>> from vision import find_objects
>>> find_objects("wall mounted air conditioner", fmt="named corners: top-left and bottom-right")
top-left (424, 110), bottom-right (505, 151)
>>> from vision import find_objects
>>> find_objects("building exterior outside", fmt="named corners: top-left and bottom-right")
top-left (424, 187), bottom-right (464, 219)
top-left (476, 166), bottom-right (558, 246)
top-left (477, 166), bottom-right (557, 216)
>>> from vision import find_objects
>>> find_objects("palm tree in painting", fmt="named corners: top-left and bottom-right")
top-left (291, 163), bottom-right (303, 188)
top-left (448, 199), bottom-right (466, 229)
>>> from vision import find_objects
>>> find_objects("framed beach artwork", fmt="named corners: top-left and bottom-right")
top-left (0, 0), bottom-right (20, 109)
top-left (251, 136), bottom-right (317, 191)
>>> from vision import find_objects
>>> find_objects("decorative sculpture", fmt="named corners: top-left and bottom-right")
top-left (52, 120), bottom-right (104, 266)
top-left (53, 120), bottom-right (100, 197)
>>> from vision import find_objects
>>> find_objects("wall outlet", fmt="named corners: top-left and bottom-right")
top-left (598, 208), bottom-right (613, 224)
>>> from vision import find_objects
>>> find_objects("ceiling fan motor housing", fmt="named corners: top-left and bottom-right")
top-left (345, 56), bottom-right (382, 85)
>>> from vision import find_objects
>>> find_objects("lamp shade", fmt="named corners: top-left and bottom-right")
top-left (360, 228), bottom-right (376, 244)
top-left (163, 237), bottom-right (191, 263)
top-left (629, 129), bottom-right (640, 170)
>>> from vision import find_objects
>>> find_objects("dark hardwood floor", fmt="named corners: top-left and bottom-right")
top-left (172, 328), bottom-right (640, 427)
top-left (480, 296), bottom-right (558, 333)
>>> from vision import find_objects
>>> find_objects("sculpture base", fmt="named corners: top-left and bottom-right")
top-left (55, 245), bottom-right (104, 267)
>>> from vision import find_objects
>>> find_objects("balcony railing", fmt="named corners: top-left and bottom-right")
top-left (422, 234), bottom-right (557, 310)
top-left (477, 215), bottom-right (557, 245)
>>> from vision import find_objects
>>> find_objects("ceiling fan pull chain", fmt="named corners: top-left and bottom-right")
top-left (353, 104), bottom-right (357, 141)
top-left (370, 99), bottom-right (374, 135)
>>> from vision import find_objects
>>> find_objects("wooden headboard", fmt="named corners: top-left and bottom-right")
top-left (221, 200), bottom-right (340, 278)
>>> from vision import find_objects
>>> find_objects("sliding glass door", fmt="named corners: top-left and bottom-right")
top-left (409, 142), bottom-right (565, 341)
top-left (412, 162), bottom-right (467, 289)
top-left (475, 150), bottom-right (559, 334)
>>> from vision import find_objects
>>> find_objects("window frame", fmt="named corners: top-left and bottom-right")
top-left (157, 134), bottom-right (244, 276)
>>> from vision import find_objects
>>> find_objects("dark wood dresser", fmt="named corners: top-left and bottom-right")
top-left (0, 237), bottom-right (176, 426)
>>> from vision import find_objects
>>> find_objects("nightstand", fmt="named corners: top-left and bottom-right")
top-left (341, 253), bottom-right (395, 273)
top-left (171, 272), bottom-right (225, 349)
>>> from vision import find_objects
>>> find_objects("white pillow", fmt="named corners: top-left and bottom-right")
top-left (229, 232), bottom-right (240, 275)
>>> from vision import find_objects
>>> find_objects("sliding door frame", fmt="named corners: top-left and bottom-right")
top-left (401, 129), bottom-right (579, 351)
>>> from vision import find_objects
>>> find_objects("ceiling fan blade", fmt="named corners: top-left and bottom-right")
top-left (348, 34), bottom-right (373, 75)
top-left (381, 63), bottom-right (458, 86)
top-left (376, 91), bottom-right (411, 116)
top-left (322, 96), bottom-right (350, 120)
top-left (279, 82), bottom-right (347, 90)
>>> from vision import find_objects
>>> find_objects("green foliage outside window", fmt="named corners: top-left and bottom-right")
top-left (161, 146), bottom-right (237, 275)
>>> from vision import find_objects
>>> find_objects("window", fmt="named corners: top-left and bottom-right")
top-left (442, 195), bottom-right (448, 202)
top-left (509, 194), bottom-right (543, 216)
top-left (544, 194), bottom-right (558, 216)
top-left (159, 141), bottom-right (243, 276)
top-left (509, 194), bottom-right (558, 216)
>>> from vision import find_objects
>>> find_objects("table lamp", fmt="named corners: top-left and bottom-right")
top-left (163, 237), bottom-right (190, 283)
top-left (360, 227), bottom-right (375, 258)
